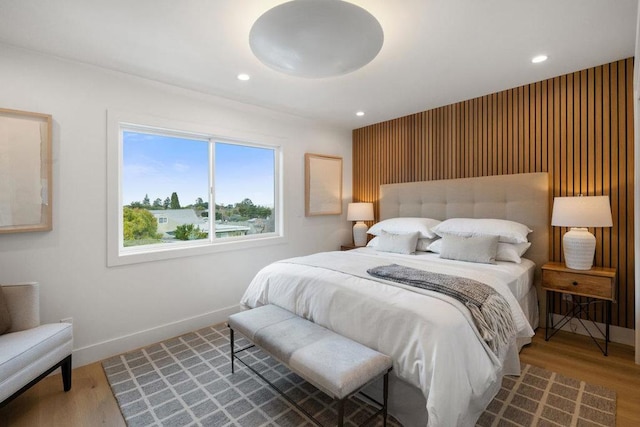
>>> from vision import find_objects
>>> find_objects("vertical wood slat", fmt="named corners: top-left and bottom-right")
top-left (352, 58), bottom-right (635, 329)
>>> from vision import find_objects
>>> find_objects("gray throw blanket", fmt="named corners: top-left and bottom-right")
top-left (367, 264), bottom-right (515, 355)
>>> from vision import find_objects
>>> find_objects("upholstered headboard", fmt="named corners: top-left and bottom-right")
top-left (379, 172), bottom-right (550, 282)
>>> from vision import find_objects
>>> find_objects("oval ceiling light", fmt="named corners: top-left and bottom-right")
top-left (531, 55), bottom-right (548, 64)
top-left (356, 111), bottom-right (365, 116)
top-left (237, 73), bottom-right (251, 81)
top-left (249, 0), bottom-right (384, 78)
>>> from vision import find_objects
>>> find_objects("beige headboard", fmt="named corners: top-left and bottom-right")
top-left (379, 172), bottom-right (550, 282)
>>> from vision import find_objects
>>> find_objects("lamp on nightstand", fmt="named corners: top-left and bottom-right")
top-left (347, 202), bottom-right (374, 247)
top-left (551, 195), bottom-right (613, 270)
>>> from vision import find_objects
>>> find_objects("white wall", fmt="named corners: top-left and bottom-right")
top-left (0, 44), bottom-right (353, 367)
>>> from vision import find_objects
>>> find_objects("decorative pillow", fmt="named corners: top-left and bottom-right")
top-left (496, 242), bottom-right (532, 264)
top-left (367, 217), bottom-right (441, 239)
top-left (375, 231), bottom-right (420, 255)
top-left (429, 239), bottom-right (531, 264)
top-left (372, 236), bottom-right (439, 252)
top-left (0, 286), bottom-right (12, 335)
top-left (431, 218), bottom-right (532, 244)
top-left (438, 234), bottom-right (499, 264)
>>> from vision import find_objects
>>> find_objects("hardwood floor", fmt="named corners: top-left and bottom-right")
top-left (1, 329), bottom-right (638, 426)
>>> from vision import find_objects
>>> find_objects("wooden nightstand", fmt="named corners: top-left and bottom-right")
top-left (541, 262), bottom-right (616, 355)
top-left (340, 244), bottom-right (359, 251)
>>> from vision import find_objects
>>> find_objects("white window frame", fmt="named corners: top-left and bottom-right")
top-left (107, 110), bottom-right (285, 266)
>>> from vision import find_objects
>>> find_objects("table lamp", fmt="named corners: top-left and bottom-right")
top-left (347, 202), bottom-right (374, 246)
top-left (551, 195), bottom-right (613, 270)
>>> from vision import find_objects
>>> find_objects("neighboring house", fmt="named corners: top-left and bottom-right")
top-left (149, 209), bottom-right (205, 237)
top-left (150, 209), bottom-right (250, 238)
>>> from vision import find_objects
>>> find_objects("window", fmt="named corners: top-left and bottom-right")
top-left (107, 113), bottom-right (283, 266)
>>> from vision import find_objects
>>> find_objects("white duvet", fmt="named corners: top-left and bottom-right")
top-left (240, 249), bottom-right (535, 427)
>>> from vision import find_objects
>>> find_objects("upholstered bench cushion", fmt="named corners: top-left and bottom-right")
top-left (0, 323), bottom-right (73, 402)
top-left (228, 305), bottom-right (392, 400)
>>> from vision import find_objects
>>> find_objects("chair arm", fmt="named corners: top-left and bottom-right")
top-left (2, 282), bottom-right (40, 332)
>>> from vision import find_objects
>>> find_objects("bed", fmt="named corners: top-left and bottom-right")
top-left (240, 172), bottom-right (549, 426)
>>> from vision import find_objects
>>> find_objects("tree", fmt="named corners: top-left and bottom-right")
top-left (174, 224), bottom-right (207, 240)
top-left (123, 207), bottom-right (160, 240)
top-left (163, 197), bottom-right (171, 209)
top-left (170, 192), bottom-right (181, 209)
top-left (236, 198), bottom-right (255, 219)
top-left (142, 194), bottom-right (150, 206)
top-left (152, 198), bottom-right (162, 208)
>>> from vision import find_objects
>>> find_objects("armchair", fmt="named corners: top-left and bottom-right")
top-left (0, 282), bottom-right (73, 407)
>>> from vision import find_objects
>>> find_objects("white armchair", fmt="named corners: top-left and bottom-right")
top-left (0, 282), bottom-right (73, 407)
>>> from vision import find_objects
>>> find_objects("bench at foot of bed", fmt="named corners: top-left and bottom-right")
top-left (227, 304), bottom-right (393, 427)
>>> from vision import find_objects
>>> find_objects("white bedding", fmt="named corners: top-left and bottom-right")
top-left (240, 249), bottom-right (536, 427)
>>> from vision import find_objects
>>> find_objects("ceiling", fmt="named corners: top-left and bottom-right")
top-left (0, 0), bottom-right (637, 130)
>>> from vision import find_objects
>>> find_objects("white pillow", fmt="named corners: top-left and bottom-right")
top-left (496, 242), bottom-right (532, 264)
top-left (431, 218), bottom-right (531, 244)
top-left (375, 231), bottom-right (420, 255)
top-left (416, 237), bottom-right (440, 252)
top-left (369, 236), bottom-right (438, 252)
top-left (367, 217), bottom-right (441, 239)
top-left (439, 234), bottom-right (499, 264)
top-left (366, 236), bottom-right (379, 247)
top-left (428, 239), bottom-right (532, 264)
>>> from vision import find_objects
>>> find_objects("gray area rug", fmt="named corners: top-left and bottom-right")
top-left (103, 324), bottom-right (616, 426)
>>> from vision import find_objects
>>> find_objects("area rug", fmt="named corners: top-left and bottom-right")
top-left (102, 324), bottom-right (616, 426)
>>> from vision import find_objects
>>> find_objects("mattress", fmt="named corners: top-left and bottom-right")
top-left (240, 249), bottom-right (536, 426)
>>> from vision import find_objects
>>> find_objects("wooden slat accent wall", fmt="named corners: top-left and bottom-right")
top-left (353, 58), bottom-right (635, 329)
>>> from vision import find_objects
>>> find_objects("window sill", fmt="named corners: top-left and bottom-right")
top-left (107, 234), bottom-right (287, 267)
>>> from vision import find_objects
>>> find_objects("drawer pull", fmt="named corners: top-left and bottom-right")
top-left (572, 281), bottom-right (578, 286)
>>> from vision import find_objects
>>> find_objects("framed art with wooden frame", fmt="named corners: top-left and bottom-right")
top-left (0, 108), bottom-right (53, 233)
top-left (305, 153), bottom-right (342, 216)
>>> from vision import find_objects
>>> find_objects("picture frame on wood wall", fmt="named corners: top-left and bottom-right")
top-left (0, 108), bottom-right (53, 233)
top-left (304, 153), bottom-right (342, 216)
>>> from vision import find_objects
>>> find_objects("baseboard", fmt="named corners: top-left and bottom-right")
top-left (550, 313), bottom-right (635, 347)
top-left (72, 304), bottom-right (242, 367)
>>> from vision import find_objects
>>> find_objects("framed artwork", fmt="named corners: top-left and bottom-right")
top-left (0, 108), bottom-right (52, 233)
top-left (305, 153), bottom-right (342, 216)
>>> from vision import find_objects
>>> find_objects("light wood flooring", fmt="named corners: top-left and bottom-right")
top-left (1, 329), bottom-right (639, 426)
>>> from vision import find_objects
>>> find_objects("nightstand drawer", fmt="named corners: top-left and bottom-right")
top-left (542, 270), bottom-right (614, 300)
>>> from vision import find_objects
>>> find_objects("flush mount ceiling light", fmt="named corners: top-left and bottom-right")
top-left (249, 0), bottom-right (384, 78)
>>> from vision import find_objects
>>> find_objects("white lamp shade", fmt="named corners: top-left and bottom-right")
top-left (347, 203), bottom-right (374, 221)
top-left (551, 196), bottom-right (613, 228)
top-left (551, 195), bottom-right (613, 270)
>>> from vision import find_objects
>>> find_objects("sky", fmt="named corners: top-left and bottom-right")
top-left (122, 131), bottom-right (275, 208)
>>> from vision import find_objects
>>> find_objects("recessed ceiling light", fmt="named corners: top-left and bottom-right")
top-left (531, 55), bottom-right (548, 64)
top-left (356, 111), bottom-right (365, 117)
top-left (237, 73), bottom-right (250, 81)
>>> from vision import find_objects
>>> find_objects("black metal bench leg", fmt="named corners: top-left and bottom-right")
top-left (337, 398), bottom-right (345, 427)
top-left (230, 327), bottom-right (235, 374)
top-left (61, 354), bottom-right (72, 391)
top-left (383, 371), bottom-right (389, 427)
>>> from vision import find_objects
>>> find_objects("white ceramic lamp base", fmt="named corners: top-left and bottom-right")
top-left (563, 227), bottom-right (596, 270)
top-left (352, 221), bottom-right (368, 247)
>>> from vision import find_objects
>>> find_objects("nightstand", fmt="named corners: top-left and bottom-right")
top-left (541, 262), bottom-right (616, 355)
top-left (340, 244), bottom-right (359, 251)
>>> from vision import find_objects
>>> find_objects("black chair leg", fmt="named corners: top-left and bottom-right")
top-left (61, 354), bottom-right (72, 391)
